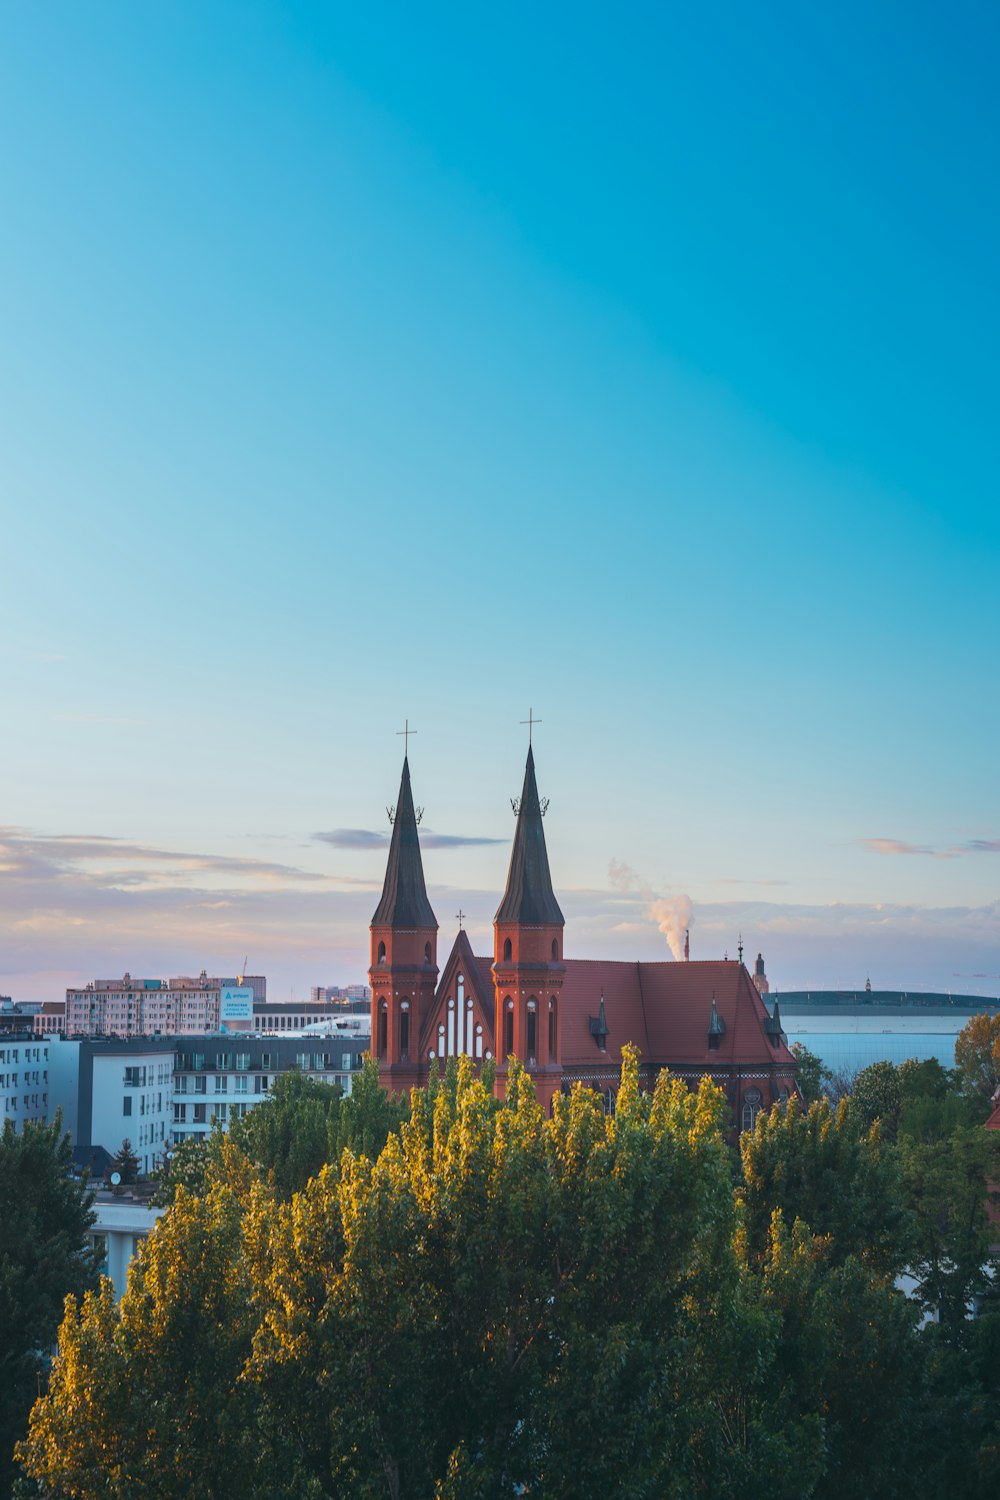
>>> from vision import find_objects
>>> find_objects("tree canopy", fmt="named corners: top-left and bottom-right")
top-left (0, 1116), bottom-right (98, 1495)
top-left (15, 1051), bottom-right (1000, 1499)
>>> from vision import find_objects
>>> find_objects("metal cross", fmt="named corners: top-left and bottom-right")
top-left (520, 708), bottom-right (541, 744)
top-left (456, 909), bottom-right (465, 930)
top-left (397, 719), bottom-right (416, 756)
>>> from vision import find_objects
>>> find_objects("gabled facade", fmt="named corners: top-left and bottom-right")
top-left (370, 746), bottom-right (797, 1127)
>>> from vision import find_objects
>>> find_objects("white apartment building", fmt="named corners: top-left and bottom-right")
top-left (0, 1032), bottom-right (50, 1130)
top-left (48, 1037), bottom-right (176, 1177)
top-left (171, 1035), bottom-right (367, 1144)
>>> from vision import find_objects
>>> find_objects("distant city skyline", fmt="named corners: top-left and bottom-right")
top-left (1, 4), bottom-right (997, 1002)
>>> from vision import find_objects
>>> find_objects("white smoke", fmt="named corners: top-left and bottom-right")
top-left (648, 895), bottom-right (694, 960)
top-left (608, 861), bottom-right (693, 960)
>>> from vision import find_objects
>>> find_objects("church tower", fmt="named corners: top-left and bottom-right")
top-left (493, 745), bottom-right (565, 1111)
top-left (369, 756), bottom-right (438, 1092)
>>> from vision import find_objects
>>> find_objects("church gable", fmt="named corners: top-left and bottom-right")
top-left (419, 930), bottom-right (495, 1064)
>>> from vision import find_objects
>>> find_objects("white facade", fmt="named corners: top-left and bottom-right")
top-left (0, 1034), bottom-right (50, 1130)
top-left (171, 1041), bottom-right (364, 1144)
top-left (48, 1038), bottom-right (175, 1177)
top-left (93, 1050), bottom-right (173, 1176)
top-left (89, 1192), bottom-right (167, 1300)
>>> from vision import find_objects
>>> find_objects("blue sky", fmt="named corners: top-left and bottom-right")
top-left (1, 2), bottom-right (997, 1001)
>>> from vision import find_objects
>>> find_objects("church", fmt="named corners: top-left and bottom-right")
top-left (369, 744), bottom-right (798, 1128)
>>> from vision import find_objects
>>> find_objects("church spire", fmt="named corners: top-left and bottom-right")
top-left (371, 757), bottom-right (437, 929)
top-left (495, 744), bottom-right (564, 926)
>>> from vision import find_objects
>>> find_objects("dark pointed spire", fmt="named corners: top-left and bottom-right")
top-left (590, 991), bottom-right (609, 1050)
top-left (708, 992), bottom-right (726, 1038)
top-left (371, 758), bottom-right (437, 929)
top-left (495, 745), bottom-right (564, 926)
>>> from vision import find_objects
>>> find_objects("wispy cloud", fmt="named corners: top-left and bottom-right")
top-left (0, 827), bottom-right (374, 891)
top-left (861, 838), bottom-right (953, 859)
top-left (862, 835), bottom-right (1000, 859)
top-left (314, 828), bottom-right (505, 851)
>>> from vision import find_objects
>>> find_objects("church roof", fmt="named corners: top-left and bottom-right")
top-left (556, 959), bottom-right (797, 1071)
top-left (495, 746), bottom-right (564, 927)
top-left (371, 757), bottom-right (438, 930)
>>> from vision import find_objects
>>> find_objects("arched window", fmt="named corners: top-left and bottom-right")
top-left (526, 999), bottom-right (537, 1062)
top-left (741, 1087), bottom-right (762, 1133)
top-left (603, 1088), bottom-right (616, 1117)
top-left (504, 998), bottom-right (514, 1057)
top-left (548, 997), bottom-right (556, 1058)
top-left (424, 941), bottom-right (432, 964)
top-left (551, 938), bottom-right (559, 961)
top-left (399, 1001), bottom-right (410, 1060)
top-left (377, 1003), bottom-right (387, 1058)
top-left (377, 940), bottom-right (386, 964)
top-left (503, 937), bottom-right (512, 962)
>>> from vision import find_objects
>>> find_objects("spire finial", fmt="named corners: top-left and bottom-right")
top-left (738, 933), bottom-right (744, 964)
top-left (520, 707), bottom-right (541, 745)
top-left (397, 718), bottom-right (416, 756)
top-left (456, 908), bottom-right (465, 930)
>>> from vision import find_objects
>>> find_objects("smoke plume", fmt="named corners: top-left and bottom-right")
top-left (608, 860), bottom-right (693, 960)
top-left (648, 896), bottom-right (695, 960)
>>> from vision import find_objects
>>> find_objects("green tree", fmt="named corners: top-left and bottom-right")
top-left (332, 1054), bottom-right (410, 1162)
top-left (847, 1059), bottom-right (903, 1141)
top-left (107, 1137), bottom-right (139, 1186)
top-left (899, 1125), bottom-right (1000, 1328)
top-left (954, 1011), bottom-right (1000, 1115)
top-left (740, 1095), bottom-right (908, 1275)
top-left (230, 1068), bottom-right (343, 1198)
top-left (19, 1138), bottom-right (263, 1499)
top-left (21, 1054), bottom-right (742, 1499)
top-left (0, 1116), bottom-right (98, 1495)
top-left (790, 1042), bottom-right (831, 1103)
top-left (151, 1126), bottom-right (227, 1206)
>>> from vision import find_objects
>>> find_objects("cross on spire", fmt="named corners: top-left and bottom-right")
top-left (397, 719), bottom-right (417, 756)
top-left (456, 908), bottom-right (465, 930)
top-left (520, 707), bottom-right (541, 744)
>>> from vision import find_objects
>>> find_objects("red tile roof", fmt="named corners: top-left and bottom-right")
top-left (558, 957), bottom-right (796, 1070)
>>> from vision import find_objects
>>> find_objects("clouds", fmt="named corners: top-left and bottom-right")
top-left (862, 836), bottom-right (1000, 859)
top-left (0, 826), bottom-right (383, 995)
top-left (314, 829), bottom-right (505, 851)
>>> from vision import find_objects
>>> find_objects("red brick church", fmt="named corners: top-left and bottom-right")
top-left (370, 746), bottom-right (797, 1126)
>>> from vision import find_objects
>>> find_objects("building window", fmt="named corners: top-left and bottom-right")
top-left (424, 941), bottom-right (432, 963)
top-left (378, 1004), bottom-right (388, 1059)
top-left (548, 998), bottom-right (556, 1058)
top-left (526, 1000), bottom-right (537, 1062)
top-left (377, 941), bottom-right (386, 964)
top-left (551, 938), bottom-right (559, 961)
top-left (123, 1096), bottom-right (132, 1116)
top-left (741, 1088), bottom-right (763, 1133)
top-left (503, 938), bottom-right (512, 962)
top-left (399, 1001), bottom-right (410, 1060)
top-left (504, 998), bottom-right (514, 1058)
